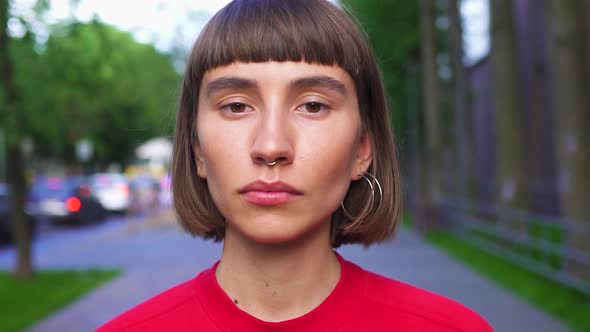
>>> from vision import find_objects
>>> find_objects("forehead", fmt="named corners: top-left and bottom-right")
top-left (201, 61), bottom-right (356, 90)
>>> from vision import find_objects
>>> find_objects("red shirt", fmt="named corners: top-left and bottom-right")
top-left (97, 255), bottom-right (493, 331)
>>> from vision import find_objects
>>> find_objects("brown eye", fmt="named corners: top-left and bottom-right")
top-left (229, 103), bottom-right (247, 113)
top-left (304, 102), bottom-right (323, 113)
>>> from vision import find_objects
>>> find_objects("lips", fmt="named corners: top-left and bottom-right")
top-left (238, 181), bottom-right (302, 206)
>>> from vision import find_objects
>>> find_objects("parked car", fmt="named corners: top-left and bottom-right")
top-left (28, 176), bottom-right (106, 225)
top-left (128, 176), bottom-right (160, 215)
top-left (89, 173), bottom-right (130, 213)
top-left (0, 183), bottom-right (36, 246)
top-left (159, 174), bottom-right (172, 208)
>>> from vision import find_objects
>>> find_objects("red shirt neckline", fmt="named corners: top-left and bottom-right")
top-left (192, 253), bottom-right (360, 331)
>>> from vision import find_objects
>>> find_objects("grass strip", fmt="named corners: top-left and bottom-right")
top-left (0, 269), bottom-right (120, 332)
top-left (426, 231), bottom-right (590, 332)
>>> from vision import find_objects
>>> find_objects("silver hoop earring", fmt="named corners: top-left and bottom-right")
top-left (340, 172), bottom-right (383, 221)
top-left (363, 172), bottom-right (383, 211)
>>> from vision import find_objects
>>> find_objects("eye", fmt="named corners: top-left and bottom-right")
top-left (298, 102), bottom-right (328, 114)
top-left (220, 102), bottom-right (253, 114)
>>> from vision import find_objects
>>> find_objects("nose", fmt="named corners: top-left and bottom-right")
top-left (250, 108), bottom-right (294, 167)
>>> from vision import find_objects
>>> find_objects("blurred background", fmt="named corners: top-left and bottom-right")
top-left (0, 0), bottom-right (588, 331)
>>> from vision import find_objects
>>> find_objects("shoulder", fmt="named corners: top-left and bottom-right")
top-left (95, 276), bottom-right (203, 332)
top-left (351, 263), bottom-right (493, 332)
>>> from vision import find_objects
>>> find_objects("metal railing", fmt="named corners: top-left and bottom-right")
top-left (437, 194), bottom-right (590, 295)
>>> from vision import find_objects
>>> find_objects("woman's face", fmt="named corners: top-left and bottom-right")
top-left (195, 61), bottom-right (372, 245)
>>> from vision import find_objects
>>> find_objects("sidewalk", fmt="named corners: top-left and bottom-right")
top-left (16, 217), bottom-right (567, 332)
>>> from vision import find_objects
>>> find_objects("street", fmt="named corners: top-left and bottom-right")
top-left (0, 211), bottom-right (568, 332)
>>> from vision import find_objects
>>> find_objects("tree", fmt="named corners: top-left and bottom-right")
top-left (0, 0), bottom-right (34, 278)
top-left (1, 4), bottom-right (179, 278)
top-left (545, 0), bottom-right (590, 279)
top-left (490, 0), bottom-right (527, 237)
top-left (448, 0), bottom-right (471, 200)
top-left (418, 0), bottom-right (441, 230)
top-left (31, 20), bottom-right (179, 165)
top-left (342, 0), bottom-right (420, 139)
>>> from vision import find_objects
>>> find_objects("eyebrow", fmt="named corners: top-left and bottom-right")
top-left (290, 75), bottom-right (347, 96)
top-left (205, 77), bottom-right (259, 98)
top-left (204, 75), bottom-right (348, 98)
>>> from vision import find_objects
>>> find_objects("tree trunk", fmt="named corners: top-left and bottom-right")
top-left (490, 0), bottom-right (528, 241)
top-left (587, 0), bottom-right (590, 93)
top-left (419, 0), bottom-right (441, 231)
top-left (546, 0), bottom-right (590, 280)
top-left (6, 145), bottom-right (33, 278)
top-left (0, 0), bottom-right (35, 279)
top-left (448, 0), bottom-right (472, 203)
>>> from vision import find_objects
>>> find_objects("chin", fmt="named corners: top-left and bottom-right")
top-left (243, 225), bottom-right (309, 245)
top-left (228, 217), bottom-right (330, 246)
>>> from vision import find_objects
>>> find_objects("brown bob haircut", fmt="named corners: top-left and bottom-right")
top-left (172, 0), bottom-right (402, 247)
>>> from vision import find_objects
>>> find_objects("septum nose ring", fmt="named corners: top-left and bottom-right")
top-left (265, 160), bottom-right (278, 166)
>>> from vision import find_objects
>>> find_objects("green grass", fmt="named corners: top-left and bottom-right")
top-left (0, 269), bottom-right (120, 332)
top-left (529, 221), bottom-right (563, 268)
top-left (426, 231), bottom-right (590, 332)
top-left (469, 220), bottom-right (564, 269)
top-left (402, 214), bottom-right (412, 228)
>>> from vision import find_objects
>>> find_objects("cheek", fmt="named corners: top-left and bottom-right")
top-left (196, 131), bottom-right (244, 213)
top-left (198, 127), bottom-right (246, 176)
top-left (301, 126), bottom-right (359, 192)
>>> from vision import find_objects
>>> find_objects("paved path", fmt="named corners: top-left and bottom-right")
top-left (0, 214), bottom-right (568, 332)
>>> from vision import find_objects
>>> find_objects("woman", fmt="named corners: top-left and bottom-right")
top-left (98, 0), bottom-right (493, 331)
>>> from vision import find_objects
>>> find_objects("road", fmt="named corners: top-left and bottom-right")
top-left (0, 210), bottom-right (568, 332)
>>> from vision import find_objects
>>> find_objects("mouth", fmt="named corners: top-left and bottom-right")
top-left (238, 181), bottom-right (302, 206)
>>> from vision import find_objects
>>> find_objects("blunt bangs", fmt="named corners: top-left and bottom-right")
top-left (188, 0), bottom-right (365, 85)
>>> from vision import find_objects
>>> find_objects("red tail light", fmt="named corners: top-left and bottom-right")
top-left (66, 197), bottom-right (82, 212)
top-left (117, 183), bottom-right (129, 196)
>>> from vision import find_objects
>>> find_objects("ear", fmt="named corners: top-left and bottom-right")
top-left (193, 144), bottom-right (207, 178)
top-left (351, 131), bottom-right (373, 180)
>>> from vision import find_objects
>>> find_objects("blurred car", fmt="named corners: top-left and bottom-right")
top-left (159, 174), bottom-right (172, 208)
top-left (28, 176), bottom-right (106, 225)
top-left (128, 176), bottom-right (160, 215)
top-left (89, 173), bottom-right (130, 213)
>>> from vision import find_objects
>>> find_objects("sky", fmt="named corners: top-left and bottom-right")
top-left (10, 0), bottom-right (489, 64)
top-left (461, 0), bottom-right (490, 64)
top-left (10, 0), bottom-right (230, 51)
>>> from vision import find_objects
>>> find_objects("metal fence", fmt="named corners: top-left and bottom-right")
top-left (437, 194), bottom-right (590, 295)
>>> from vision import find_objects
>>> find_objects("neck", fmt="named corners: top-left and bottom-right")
top-left (215, 222), bottom-right (341, 322)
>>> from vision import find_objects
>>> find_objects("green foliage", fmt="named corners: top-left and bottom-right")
top-left (342, 0), bottom-right (420, 141)
top-left (8, 19), bottom-right (180, 165)
top-left (0, 269), bottom-right (120, 332)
